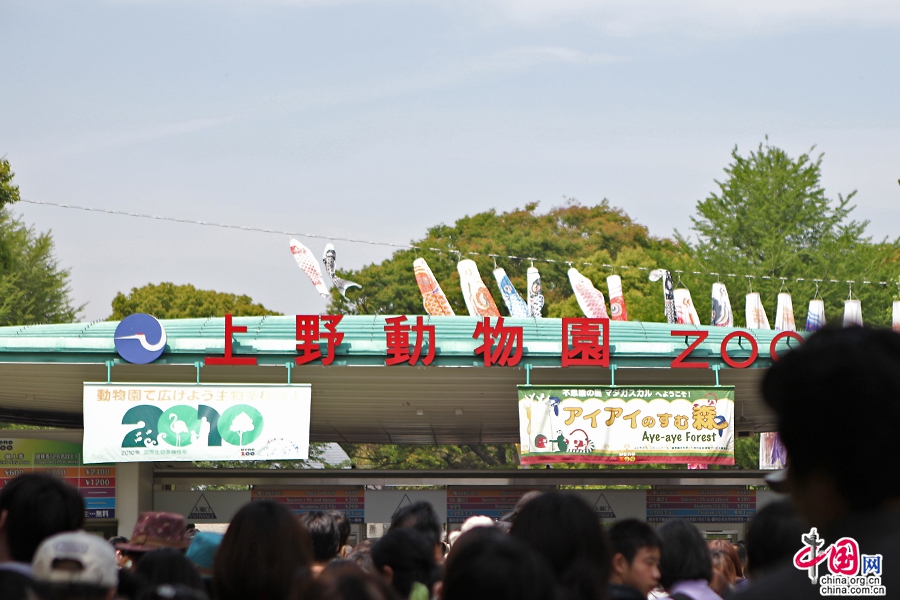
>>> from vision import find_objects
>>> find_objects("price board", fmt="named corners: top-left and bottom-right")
top-left (646, 487), bottom-right (756, 523)
top-left (251, 487), bottom-right (364, 523)
top-left (446, 487), bottom-right (539, 523)
top-left (0, 439), bottom-right (116, 519)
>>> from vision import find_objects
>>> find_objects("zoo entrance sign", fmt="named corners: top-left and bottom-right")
top-left (115, 313), bottom-right (802, 369)
top-left (82, 384), bottom-right (311, 464)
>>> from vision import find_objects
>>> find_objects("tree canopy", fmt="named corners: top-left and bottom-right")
top-left (108, 282), bottom-right (279, 320)
top-left (681, 140), bottom-right (899, 327)
top-left (0, 161), bottom-right (80, 326)
top-left (328, 199), bottom-right (694, 323)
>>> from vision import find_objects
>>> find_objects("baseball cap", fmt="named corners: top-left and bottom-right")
top-left (32, 531), bottom-right (118, 588)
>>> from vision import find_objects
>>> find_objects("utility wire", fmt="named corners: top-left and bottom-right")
top-left (20, 199), bottom-right (894, 287)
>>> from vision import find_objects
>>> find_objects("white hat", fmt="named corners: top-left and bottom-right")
top-left (32, 531), bottom-right (118, 588)
top-left (459, 515), bottom-right (495, 534)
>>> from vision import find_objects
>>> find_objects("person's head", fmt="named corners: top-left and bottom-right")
top-left (293, 562), bottom-right (398, 600)
top-left (31, 531), bottom-right (118, 600)
top-left (137, 584), bottom-right (209, 600)
top-left (656, 520), bottom-right (712, 590)
top-left (745, 499), bottom-right (807, 578)
top-left (331, 511), bottom-right (351, 549)
top-left (117, 512), bottom-right (191, 569)
top-left (299, 511), bottom-right (340, 564)
top-left (348, 540), bottom-right (375, 574)
top-left (707, 539), bottom-right (742, 582)
top-left (709, 550), bottom-right (735, 585)
top-left (371, 527), bottom-right (438, 599)
top-left (389, 502), bottom-right (442, 561)
top-left (0, 473), bottom-right (84, 563)
top-left (184, 532), bottom-right (222, 577)
top-left (735, 541), bottom-right (748, 572)
top-left (136, 548), bottom-right (203, 591)
top-left (762, 327), bottom-right (900, 527)
top-left (442, 527), bottom-right (556, 600)
top-left (510, 492), bottom-right (610, 600)
top-left (213, 500), bottom-right (313, 600)
top-left (608, 519), bottom-right (661, 595)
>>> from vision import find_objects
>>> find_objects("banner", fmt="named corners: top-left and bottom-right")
top-left (759, 431), bottom-right (787, 470)
top-left (518, 385), bottom-right (734, 465)
top-left (83, 384), bottom-right (311, 464)
top-left (0, 438), bottom-right (116, 518)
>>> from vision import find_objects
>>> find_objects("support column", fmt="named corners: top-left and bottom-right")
top-left (116, 462), bottom-right (153, 537)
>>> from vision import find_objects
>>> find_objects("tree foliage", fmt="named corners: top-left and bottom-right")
top-left (681, 141), bottom-right (899, 327)
top-left (328, 199), bottom-right (692, 323)
top-left (0, 167), bottom-right (80, 326)
top-left (109, 282), bottom-right (279, 320)
top-left (343, 443), bottom-right (520, 470)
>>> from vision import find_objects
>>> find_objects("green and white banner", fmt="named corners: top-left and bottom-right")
top-left (518, 386), bottom-right (734, 466)
top-left (83, 384), bottom-right (311, 464)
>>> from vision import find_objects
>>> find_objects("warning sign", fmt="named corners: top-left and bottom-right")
top-left (590, 493), bottom-right (616, 519)
top-left (392, 494), bottom-right (413, 517)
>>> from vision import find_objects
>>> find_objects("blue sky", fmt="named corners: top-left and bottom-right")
top-left (2, 0), bottom-right (898, 320)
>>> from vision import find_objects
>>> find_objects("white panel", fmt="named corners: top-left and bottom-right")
top-left (154, 490), bottom-right (251, 524)
top-left (364, 490), bottom-right (448, 524)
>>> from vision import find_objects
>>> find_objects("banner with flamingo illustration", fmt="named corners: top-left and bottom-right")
top-left (83, 384), bottom-right (311, 464)
top-left (518, 385), bottom-right (734, 466)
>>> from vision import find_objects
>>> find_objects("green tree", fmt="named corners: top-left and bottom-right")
top-left (0, 159), bottom-right (20, 209)
top-left (329, 199), bottom-right (691, 322)
top-left (108, 282), bottom-right (279, 320)
top-left (0, 161), bottom-right (80, 326)
top-left (680, 141), bottom-right (899, 327)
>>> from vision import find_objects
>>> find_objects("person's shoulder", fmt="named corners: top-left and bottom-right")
top-left (608, 583), bottom-right (647, 600)
top-left (0, 568), bottom-right (33, 600)
top-left (732, 563), bottom-right (818, 600)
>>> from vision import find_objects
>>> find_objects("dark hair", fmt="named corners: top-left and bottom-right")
top-left (657, 520), bottom-right (712, 589)
top-left (137, 584), bottom-right (209, 600)
top-left (609, 519), bottom-right (661, 563)
top-left (443, 528), bottom-right (557, 600)
top-left (294, 562), bottom-right (399, 600)
top-left (30, 582), bottom-right (113, 600)
top-left (0, 473), bottom-right (84, 562)
top-left (371, 528), bottom-right (437, 598)
top-left (510, 492), bottom-right (610, 600)
top-left (745, 500), bottom-right (807, 577)
top-left (300, 511), bottom-right (340, 562)
top-left (763, 327), bottom-right (900, 509)
top-left (389, 502), bottom-right (442, 549)
top-left (213, 501), bottom-right (313, 600)
top-left (348, 539), bottom-right (375, 574)
top-left (137, 548), bottom-right (204, 591)
top-left (331, 511), bottom-right (351, 548)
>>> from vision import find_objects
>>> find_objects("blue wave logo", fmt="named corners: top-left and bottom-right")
top-left (114, 314), bottom-right (167, 364)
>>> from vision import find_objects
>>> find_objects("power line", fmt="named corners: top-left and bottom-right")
top-left (20, 198), bottom-right (895, 288)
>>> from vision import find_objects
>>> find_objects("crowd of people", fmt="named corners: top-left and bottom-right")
top-left (0, 327), bottom-right (899, 600)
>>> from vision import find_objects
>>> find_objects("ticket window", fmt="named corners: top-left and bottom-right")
top-left (704, 530), bottom-right (740, 544)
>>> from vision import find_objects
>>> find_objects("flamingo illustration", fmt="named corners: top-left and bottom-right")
top-left (169, 413), bottom-right (189, 447)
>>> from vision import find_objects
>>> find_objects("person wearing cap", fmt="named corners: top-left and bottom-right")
top-left (116, 512), bottom-right (190, 570)
top-left (30, 531), bottom-right (118, 600)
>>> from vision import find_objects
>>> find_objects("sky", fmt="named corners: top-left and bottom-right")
top-left (2, 0), bottom-right (899, 322)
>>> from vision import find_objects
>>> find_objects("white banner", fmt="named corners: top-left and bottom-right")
top-left (83, 384), bottom-right (311, 464)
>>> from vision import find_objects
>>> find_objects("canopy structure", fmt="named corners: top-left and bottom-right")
top-left (0, 316), bottom-right (794, 442)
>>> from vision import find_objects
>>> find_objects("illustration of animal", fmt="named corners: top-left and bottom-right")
top-left (169, 413), bottom-right (189, 447)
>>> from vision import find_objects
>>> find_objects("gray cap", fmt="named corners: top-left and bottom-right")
top-left (32, 531), bottom-right (118, 589)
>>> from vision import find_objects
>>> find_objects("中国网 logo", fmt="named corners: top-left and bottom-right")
top-left (114, 314), bottom-right (167, 364)
top-left (793, 527), bottom-right (886, 596)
